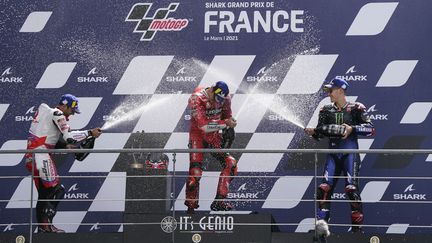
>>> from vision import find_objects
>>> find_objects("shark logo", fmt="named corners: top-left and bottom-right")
top-left (404, 184), bottom-right (415, 193)
top-left (345, 66), bottom-right (357, 74)
top-left (65, 183), bottom-right (89, 199)
top-left (394, 184), bottom-right (426, 200)
top-left (15, 106), bottom-right (37, 122)
top-left (176, 67), bottom-right (186, 75)
top-left (366, 104), bottom-right (388, 121)
top-left (68, 183), bottom-right (79, 192)
top-left (246, 65), bottom-right (278, 83)
top-left (336, 65), bottom-right (367, 82)
top-left (1, 67), bottom-right (12, 76)
top-left (237, 183), bottom-right (247, 191)
top-left (78, 67), bottom-right (108, 83)
top-left (87, 67), bottom-right (98, 75)
top-left (25, 106), bottom-right (36, 115)
top-left (367, 104), bottom-right (378, 113)
top-left (1, 67), bottom-right (23, 83)
top-left (228, 183), bottom-right (259, 199)
top-left (90, 223), bottom-right (101, 231)
top-left (256, 66), bottom-right (267, 75)
top-left (3, 223), bottom-right (15, 232)
top-left (166, 66), bottom-right (196, 83)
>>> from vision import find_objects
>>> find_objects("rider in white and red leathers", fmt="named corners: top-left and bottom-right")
top-left (185, 81), bottom-right (237, 213)
top-left (25, 94), bottom-right (101, 233)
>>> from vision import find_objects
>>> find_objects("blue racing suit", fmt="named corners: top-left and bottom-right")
top-left (314, 102), bottom-right (375, 228)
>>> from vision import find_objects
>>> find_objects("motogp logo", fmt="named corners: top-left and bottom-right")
top-left (126, 3), bottom-right (189, 41)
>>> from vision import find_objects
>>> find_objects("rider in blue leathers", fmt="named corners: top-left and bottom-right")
top-left (305, 78), bottom-right (375, 238)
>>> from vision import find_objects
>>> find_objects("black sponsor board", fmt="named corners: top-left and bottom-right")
top-left (125, 167), bottom-right (172, 214)
top-left (124, 213), bottom-right (272, 243)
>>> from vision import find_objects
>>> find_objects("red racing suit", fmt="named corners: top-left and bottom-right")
top-left (185, 87), bottom-right (238, 209)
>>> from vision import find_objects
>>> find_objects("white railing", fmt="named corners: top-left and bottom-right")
top-left (1, 148), bottom-right (432, 243)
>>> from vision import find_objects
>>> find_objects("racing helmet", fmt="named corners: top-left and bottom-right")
top-left (213, 81), bottom-right (229, 104)
top-left (59, 94), bottom-right (81, 114)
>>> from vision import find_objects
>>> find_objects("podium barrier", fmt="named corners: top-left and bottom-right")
top-left (1, 148), bottom-right (432, 243)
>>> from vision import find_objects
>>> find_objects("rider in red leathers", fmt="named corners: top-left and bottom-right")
top-left (185, 81), bottom-right (237, 214)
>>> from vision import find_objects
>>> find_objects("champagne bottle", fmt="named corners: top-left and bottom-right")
top-left (315, 124), bottom-right (346, 137)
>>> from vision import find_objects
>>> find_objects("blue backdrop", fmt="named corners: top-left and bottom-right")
top-left (0, 0), bottom-right (431, 234)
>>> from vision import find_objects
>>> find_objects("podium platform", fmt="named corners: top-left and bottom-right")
top-left (3, 231), bottom-right (432, 243)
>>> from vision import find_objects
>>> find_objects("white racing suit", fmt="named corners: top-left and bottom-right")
top-left (24, 103), bottom-right (89, 232)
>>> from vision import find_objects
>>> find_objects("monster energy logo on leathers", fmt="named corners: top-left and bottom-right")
top-left (335, 113), bottom-right (343, 125)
